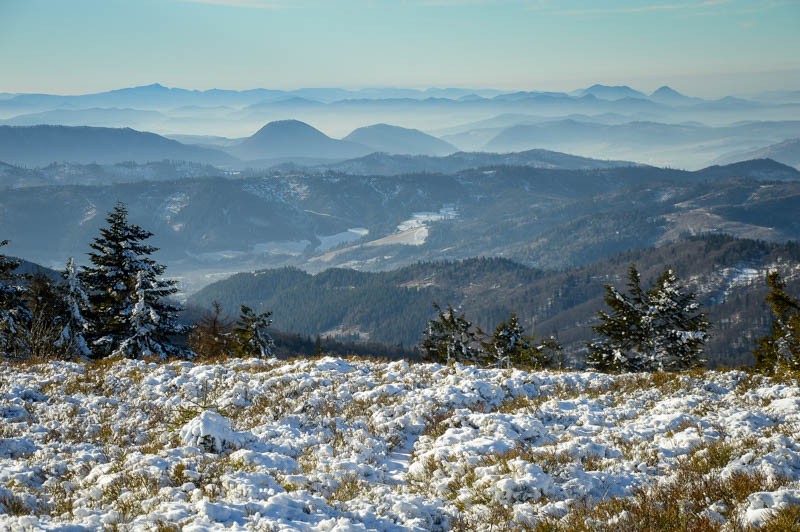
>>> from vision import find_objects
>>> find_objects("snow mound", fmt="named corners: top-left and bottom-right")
top-left (179, 411), bottom-right (245, 453)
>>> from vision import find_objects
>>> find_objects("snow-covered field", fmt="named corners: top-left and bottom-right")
top-left (1, 357), bottom-right (799, 530)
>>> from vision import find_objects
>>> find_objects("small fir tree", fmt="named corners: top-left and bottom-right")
top-left (643, 268), bottom-right (709, 371)
top-left (522, 334), bottom-right (563, 370)
top-left (188, 301), bottom-right (235, 359)
top-left (586, 264), bottom-right (648, 372)
top-left (754, 271), bottom-right (800, 372)
top-left (421, 303), bottom-right (479, 364)
top-left (113, 271), bottom-right (168, 359)
top-left (55, 258), bottom-right (92, 359)
top-left (486, 313), bottom-right (529, 369)
top-left (232, 305), bottom-right (275, 358)
top-left (587, 264), bottom-right (708, 372)
top-left (0, 240), bottom-right (30, 358)
top-left (20, 274), bottom-right (66, 360)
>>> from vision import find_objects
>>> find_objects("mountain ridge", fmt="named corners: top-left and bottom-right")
top-left (343, 124), bottom-right (457, 156)
top-left (228, 119), bottom-right (372, 161)
top-left (186, 236), bottom-right (800, 367)
top-left (714, 138), bottom-right (800, 169)
top-left (0, 124), bottom-right (237, 167)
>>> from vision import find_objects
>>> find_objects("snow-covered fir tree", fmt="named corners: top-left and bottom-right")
top-left (587, 264), bottom-right (708, 372)
top-left (232, 305), bottom-right (274, 358)
top-left (487, 313), bottom-right (529, 369)
top-left (113, 271), bottom-right (178, 359)
top-left (55, 257), bottom-right (92, 359)
top-left (586, 264), bottom-right (648, 372)
top-left (755, 271), bottom-right (800, 372)
top-left (643, 268), bottom-right (709, 371)
top-left (421, 303), bottom-right (480, 364)
top-left (81, 203), bottom-right (187, 359)
top-left (0, 240), bottom-right (30, 358)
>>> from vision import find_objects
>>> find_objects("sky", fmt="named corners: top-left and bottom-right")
top-left (1, 0), bottom-right (798, 96)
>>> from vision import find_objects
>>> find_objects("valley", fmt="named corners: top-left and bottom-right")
top-left (2, 157), bottom-right (798, 292)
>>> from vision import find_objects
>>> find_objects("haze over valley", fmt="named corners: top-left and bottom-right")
top-left (3, 1), bottom-right (800, 529)
top-left (2, 83), bottom-right (800, 169)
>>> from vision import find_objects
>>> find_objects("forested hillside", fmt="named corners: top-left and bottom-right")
top-left (188, 235), bottom-right (800, 367)
top-left (2, 160), bottom-right (798, 289)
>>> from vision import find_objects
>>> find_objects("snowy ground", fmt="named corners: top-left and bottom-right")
top-left (1, 357), bottom-right (799, 530)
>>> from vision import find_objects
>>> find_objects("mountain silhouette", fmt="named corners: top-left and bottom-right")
top-left (574, 84), bottom-right (647, 101)
top-left (714, 139), bottom-right (800, 169)
top-left (343, 124), bottom-right (457, 156)
top-left (649, 86), bottom-right (699, 105)
top-left (0, 125), bottom-right (236, 166)
top-left (229, 120), bottom-right (372, 161)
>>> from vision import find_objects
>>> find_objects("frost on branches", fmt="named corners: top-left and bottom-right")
top-left (421, 303), bottom-right (480, 364)
top-left (233, 305), bottom-right (275, 358)
top-left (755, 271), bottom-right (800, 372)
top-left (488, 312), bottom-right (529, 369)
top-left (113, 270), bottom-right (184, 360)
top-left (0, 239), bottom-right (29, 358)
top-left (587, 264), bottom-right (709, 372)
top-left (81, 203), bottom-right (187, 359)
top-left (55, 257), bottom-right (92, 359)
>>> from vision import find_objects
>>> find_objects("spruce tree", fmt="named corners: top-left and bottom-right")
top-left (421, 303), bottom-right (479, 364)
top-left (586, 264), bottom-right (648, 372)
top-left (0, 240), bottom-right (30, 358)
top-left (587, 264), bottom-right (708, 372)
top-left (487, 314), bottom-right (563, 370)
top-left (113, 270), bottom-right (185, 359)
top-left (81, 203), bottom-right (186, 359)
top-left (487, 313), bottom-right (529, 369)
top-left (644, 268), bottom-right (709, 371)
top-left (55, 258), bottom-right (92, 359)
top-left (755, 271), bottom-right (800, 372)
top-left (232, 305), bottom-right (275, 358)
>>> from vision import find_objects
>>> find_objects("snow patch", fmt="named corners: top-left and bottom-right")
top-left (317, 228), bottom-right (368, 251)
top-left (179, 411), bottom-right (245, 453)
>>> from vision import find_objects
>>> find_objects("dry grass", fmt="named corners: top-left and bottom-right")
top-left (0, 491), bottom-right (32, 516)
top-left (534, 439), bottom-right (791, 532)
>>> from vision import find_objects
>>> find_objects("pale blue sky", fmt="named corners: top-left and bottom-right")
top-left (1, 0), bottom-right (798, 96)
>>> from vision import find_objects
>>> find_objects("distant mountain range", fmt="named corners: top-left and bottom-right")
top-left (0, 147), bottom-right (639, 188)
top-left (0, 83), bottom-right (508, 110)
top-left (478, 119), bottom-right (800, 168)
top-left (715, 138), bottom-right (800, 169)
top-left (0, 125), bottom-right (235, 167)
top-left (4, 118), bottom-right (800, 178)
top-left (0, 121), bottom-right (463, 167)
top-left (1, 82), bottom-right (799, 169)
top-left (483, 119), bottom-right (800, 152)
top-left (0, 107), bottom-right (166, 128)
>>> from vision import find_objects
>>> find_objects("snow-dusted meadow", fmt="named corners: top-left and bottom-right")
top-left (1, 356), bottom-right (799, 530)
